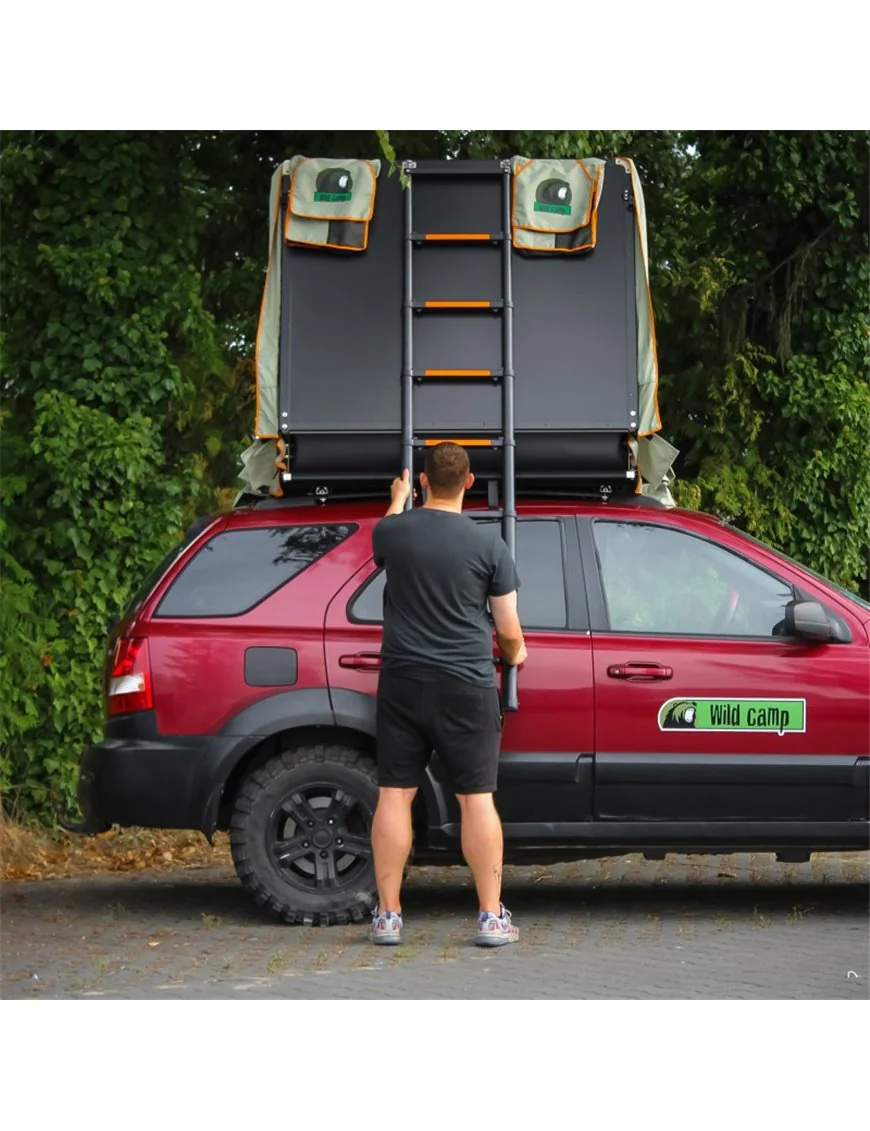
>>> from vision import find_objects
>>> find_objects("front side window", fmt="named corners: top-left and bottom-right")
top-left (155, 524), bottom-right (355, 618)
top-left (350, 519), bottom-right (568, 630)
top-left (592, 521), bottom-right (795, 637)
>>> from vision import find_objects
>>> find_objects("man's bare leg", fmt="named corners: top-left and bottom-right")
top-left (456, 792), bottom-right (504, 913)
top-left (371, 786), bottom-right (417, 912)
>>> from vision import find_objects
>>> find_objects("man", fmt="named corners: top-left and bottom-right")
top-left (368, 442), bottom-right (528, 948)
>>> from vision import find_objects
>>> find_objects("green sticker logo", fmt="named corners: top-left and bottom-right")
top-left (534, 178), bottom-right (572, 215)
top-left (658, 698), bottom-right (806, 736)
top-left (314, 168), bottom-right (353, 203)
top-left (534, 201), bottom-right (571, 215)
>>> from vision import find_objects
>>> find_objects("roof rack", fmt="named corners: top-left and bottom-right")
top-left (235, 489), bottom-right (668, 511)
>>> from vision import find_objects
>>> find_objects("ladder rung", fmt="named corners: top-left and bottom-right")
top-left (416, 437), bottom-right (502, 448)
top-left (414, 369), bottom-right (502, 379)
top-left (411, 300), bottom-right (503, 311)
top-left (409, 232), bottom-right (505, 243)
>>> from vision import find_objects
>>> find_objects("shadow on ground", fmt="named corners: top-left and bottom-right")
top-left (4, 857), bottom-right (867, 927)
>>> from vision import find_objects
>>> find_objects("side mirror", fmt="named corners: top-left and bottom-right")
top-left (784, 599), bottom-right (832, 642)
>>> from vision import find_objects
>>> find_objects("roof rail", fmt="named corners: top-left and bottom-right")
top-left (234, 489), bottom-right (669, 511)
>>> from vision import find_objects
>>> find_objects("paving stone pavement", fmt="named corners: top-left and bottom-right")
top-left (2, 853), bottom-right (868, 999)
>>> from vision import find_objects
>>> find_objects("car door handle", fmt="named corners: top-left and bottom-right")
top-left (338, 652), bottom-right (382, 672)
top-left (607, 662), bottom-right (673, 681)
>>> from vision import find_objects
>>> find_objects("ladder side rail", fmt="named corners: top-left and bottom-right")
top-left (500, 161), bottom-right (519, 712)
top-left (401, 164), bottom-right (415, 509)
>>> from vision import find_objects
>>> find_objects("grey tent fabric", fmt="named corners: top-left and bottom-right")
top-left (510, 157), bottom-right (605, 253)
top-left (237, 436), bottom-right (287, 499)
top-left (616, 156), bottom-right (660, 439)
top-left (631, 434), bottom-right (679, 507)
top-left (253, 161), bottom-right (289, 442)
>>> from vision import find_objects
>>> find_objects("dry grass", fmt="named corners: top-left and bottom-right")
top-left (0, 818), bottom-right (231, 882)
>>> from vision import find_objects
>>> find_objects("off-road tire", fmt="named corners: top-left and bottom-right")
top-left (230, 744), bottom-right (379, 925)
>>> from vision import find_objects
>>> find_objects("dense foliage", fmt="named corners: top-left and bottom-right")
top-left (2, 130), bottom-right (867, 821)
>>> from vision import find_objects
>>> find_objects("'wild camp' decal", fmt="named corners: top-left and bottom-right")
top-left (658, 698), bottom-right (806, 736)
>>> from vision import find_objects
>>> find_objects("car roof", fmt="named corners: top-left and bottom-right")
top-left (222, 496), bottom-right (727, 531)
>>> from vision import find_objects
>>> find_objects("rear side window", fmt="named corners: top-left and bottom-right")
top-left (155, 524), bottom-right (356, 618)
top-left (350, 520), bottom-right (568, 630)
top-left (123, 516), bottom-right (218, 619)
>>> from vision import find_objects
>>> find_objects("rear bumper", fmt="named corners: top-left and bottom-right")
top-left (76, 727), bottom-right (254, 834)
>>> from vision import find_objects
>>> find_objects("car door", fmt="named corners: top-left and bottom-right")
top-left (324, 517), bottom-right (595, 834)
top-left (578, 514), bottom-right (870, 824)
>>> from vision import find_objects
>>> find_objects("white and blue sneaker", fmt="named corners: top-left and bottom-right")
top-left (369, 909), bottom-right (403, 946)
top-left (476, 904), bottom-right (519, 947)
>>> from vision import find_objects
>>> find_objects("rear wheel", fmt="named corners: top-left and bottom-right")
top-left (230, 744), bottom-right (378, 925)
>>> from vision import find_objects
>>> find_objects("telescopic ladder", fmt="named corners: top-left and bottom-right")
top-left (401, 159), bottom-right (519, 711)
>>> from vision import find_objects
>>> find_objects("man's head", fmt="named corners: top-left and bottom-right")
top-left (421, 442), bottom-right (474, 502)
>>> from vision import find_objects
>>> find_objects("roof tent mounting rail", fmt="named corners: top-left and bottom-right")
top-left (237, 489), bottom-right (666, 511)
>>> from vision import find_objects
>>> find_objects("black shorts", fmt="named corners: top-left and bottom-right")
top-left (376, 667), bottom-right (503, 794)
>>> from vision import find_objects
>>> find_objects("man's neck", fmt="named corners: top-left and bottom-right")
top-left (423, 496), bottom-right (463, 514)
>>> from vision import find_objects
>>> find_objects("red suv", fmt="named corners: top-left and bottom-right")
top-left (72, 495), bottom-right (870, 924)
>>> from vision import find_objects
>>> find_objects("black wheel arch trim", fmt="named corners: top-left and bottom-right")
top-left (209, 687), bottom-right (450, 835)
top-left (220, 687), bottom-right (336, 736)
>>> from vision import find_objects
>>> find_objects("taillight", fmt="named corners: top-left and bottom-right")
top-left (107, 637), bottom-right (153, 716)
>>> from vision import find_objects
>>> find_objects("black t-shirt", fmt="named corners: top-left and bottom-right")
top-left (372, 508), bottom-right (520, 686)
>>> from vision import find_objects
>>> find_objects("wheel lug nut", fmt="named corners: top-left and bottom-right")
top-left (303, 841), bottom-right (309, 848)
top-left (328, 819), bottom-right (334, 825)
top-left (336, 839), bottom-right (343, 847)
top-left (319, 851), bottom-right (328, 858)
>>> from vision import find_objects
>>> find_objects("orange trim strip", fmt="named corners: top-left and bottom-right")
top-left (424, 300), bottom-right (492, 309)
top-left (423, 369), bottom-right (492, 377)
top-left (424, 233), bottom-right (490, 241)
top-left (424, 438), bottom-right (493, 447)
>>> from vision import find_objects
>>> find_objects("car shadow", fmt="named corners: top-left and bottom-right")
top-left (5, 860), bottom-right (868, 929)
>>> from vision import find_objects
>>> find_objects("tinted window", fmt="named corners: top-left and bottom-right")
top-left (350, 520), bottom-right (567, 630)
top-left (350, 570), bottom-right (387, 623)
top-left (514, 520), bottom-right (567, 628)
top-left (155, 524), bottom-right (355, 618)
top-left (593, 521), bottom-right (794, 637)
top-left (124, 516), bottom-right (217, 619)
top-left (730, 525), bottom-right (870, 612)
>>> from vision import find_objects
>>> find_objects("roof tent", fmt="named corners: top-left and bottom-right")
top-left (242, 154), bottom-right (676, 505)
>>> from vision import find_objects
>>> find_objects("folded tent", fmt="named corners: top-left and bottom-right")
top-left (243, 153), bottom-right (676, 506)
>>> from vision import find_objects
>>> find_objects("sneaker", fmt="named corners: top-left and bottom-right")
top-left (476, 904), bottom-right (519, 948)
top-left (369, 909), bottom-right (403, 946)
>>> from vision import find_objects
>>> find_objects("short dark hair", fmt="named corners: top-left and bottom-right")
top-left (423, 442), bottom-right (470, 497)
